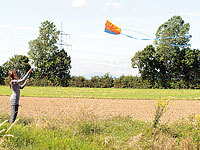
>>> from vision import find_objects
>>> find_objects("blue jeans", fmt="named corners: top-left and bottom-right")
top-left (10, 105), bottom-right (19, 123)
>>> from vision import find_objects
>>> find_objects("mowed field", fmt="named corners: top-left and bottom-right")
top-left (1, 86), bottom-right (200, 122)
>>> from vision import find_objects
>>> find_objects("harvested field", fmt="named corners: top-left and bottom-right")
top-left (1, 96), bottom-right (200, 122)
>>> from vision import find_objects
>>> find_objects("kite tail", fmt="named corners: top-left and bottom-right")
top-left (121, 33), bottom-right (153, 40)
top-left (120, 33), bottom-right (191, 47)
top-left (122, 29), bottom-right (152, 38)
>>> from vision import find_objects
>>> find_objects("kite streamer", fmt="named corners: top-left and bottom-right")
top-left (104, 20), bottom-right (191, 47)
top-left (122, 29), bottom-right (152, 38)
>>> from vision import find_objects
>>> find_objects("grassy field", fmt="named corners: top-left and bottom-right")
top-left (1, 113), bottom-right (200, 149)
top-left (1, 85), bottom-right (200, 100)
top-left (1, 115), bottom-right (147, 149)
top-left (1, 86), bottom-right (200, 149)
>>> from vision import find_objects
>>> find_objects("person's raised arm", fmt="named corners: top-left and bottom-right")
top-left (19, 79), bottom-right (29, 89)
top-left (17, 68), bottom-right (32, 84)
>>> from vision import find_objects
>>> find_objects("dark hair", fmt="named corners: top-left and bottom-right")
top-left (8, 70), bottom-right (16, 88)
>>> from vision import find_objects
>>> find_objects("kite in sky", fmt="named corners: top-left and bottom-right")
top-left (104, 20), bottom-right (191, 47)
top-left (105, 20), bottom-right (121, 35)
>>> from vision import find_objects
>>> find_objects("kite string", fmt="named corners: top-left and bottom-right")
top-left (105, 20), bottom-right (191, 47)
top-left (120, 33), bottom-right (191, 47)
top-left (121, 33), bottom-right (191, 41)
top-left (122, 29), bottom-right (152, 38)
top-left (121, 33), bottom-right (154, 40)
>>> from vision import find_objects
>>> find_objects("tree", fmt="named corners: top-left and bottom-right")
top-left (155, 16), bottom-right (191, 82)
top-left (28, 20), bottom-right (71, 86)
top-left (101, 73), bottom-right (114, 88)
top-left (2, 55), bottom-right (31, 78)
top-left (184, 48), bottom-right (200, 83)
top-left (0, 66), bottom-right (5, 85)
top-left (47, 49), bottom-right (71, 86)
top-left (28, 20), bottom-right (60, 79)
top-left (155, 16), bottom-right (190, 48)
top-left (131, 45), bottom-right (160, 87)
top-left (69, 76), bottom-right (87, 87)
top-left (131, 15), bottom-right (199, 88)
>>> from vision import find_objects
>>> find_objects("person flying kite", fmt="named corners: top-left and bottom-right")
top-left (8, 68), bottom-right (33, 123)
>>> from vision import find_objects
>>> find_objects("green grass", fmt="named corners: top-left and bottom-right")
top-left (1, 114), bottom-right (200, 149)
top-left (1, 85), bottom-right (200, 149)
top-left (1, 86), bottom-right (200, 100)
top-left (0, 115), bottom-right (148, 150)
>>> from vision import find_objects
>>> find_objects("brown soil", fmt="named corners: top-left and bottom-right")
top-left (1, 96), bottom-right (200, 122)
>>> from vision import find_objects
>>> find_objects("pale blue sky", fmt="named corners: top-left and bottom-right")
top-left (0, 0), bottom-right (199, 77)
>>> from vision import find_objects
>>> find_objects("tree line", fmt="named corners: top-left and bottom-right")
top-left (69, 74), bottom-right (147, 88)
top-left (0, 16), bottom-right (199, 89)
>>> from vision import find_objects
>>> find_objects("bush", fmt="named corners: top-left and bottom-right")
top-left (90, 73), bottom-right (114, 88)
top-left (3, 77), bottom-right (9, 86)
top-left (69, 73), bottom-right (114, 88)
top-left (0, 66), bottom-right (5, 85)
top-left (114, 75), bottom-right (148, 88)
top-left (29, 77), bottom-right (55, 86)
top-left (67, 74), bottom-right (151, 89)
top-left (69, 76), bottom-right (88, 87)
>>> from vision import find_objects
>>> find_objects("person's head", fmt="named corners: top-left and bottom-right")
top-left (8, 70), bottom-right (19, 88)
top-left (8, 70), bottom-right (18, 80)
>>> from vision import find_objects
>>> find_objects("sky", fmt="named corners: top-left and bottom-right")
top-left (0, 0), bottom-right (199, 78)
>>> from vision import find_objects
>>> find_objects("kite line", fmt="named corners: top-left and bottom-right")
top-left (104, 20), bottom-right (191, 47)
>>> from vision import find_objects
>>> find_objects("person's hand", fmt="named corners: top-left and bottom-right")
top-left (26, 79), bottom-right (29, 84)
top-left (28, 68), bottom-right (33, 74)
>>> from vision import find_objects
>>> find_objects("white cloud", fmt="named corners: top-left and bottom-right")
top-left (72, 0), bottom-right (87, 7)
top-left (104, 1), bottom-right (122, 9)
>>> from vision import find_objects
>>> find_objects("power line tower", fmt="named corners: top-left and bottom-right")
top-left (59, 22), bottom-right (72, 51)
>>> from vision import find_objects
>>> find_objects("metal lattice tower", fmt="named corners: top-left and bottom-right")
top-left (59, 22), bottom-right (72, 51)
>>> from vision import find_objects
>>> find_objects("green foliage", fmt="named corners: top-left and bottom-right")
top-left (131, 15), bottom-right (200, 89)
top-left (1, 55), bottom-right (31, 85)
top-left (131, 45), bottom-right (159, 87)
top-left (153, 98), bottom-right (169, 128)
top-left (155, 15), bottom-right (190, 47)
top-left (0, 66), bottom-right (5, 85)
top-left (28, 77), bottom-right (55, 87)
top-left (69, 76), bottom-right (89, 87)
top-left (28, 20), bottom-right (71, 86)
top-left (2, 55), bottom-right (31, 79)
top-left (0, 115), bottom-right (147, 150)
top-left (2, 113), bottom-right (200, 149)
top-left (3, 77), bottom-right (10, 86)
top-left (90, 73), bottom-right (114, 88)
top-left (77, 120), bottom-right (104, 135)
top-left (69, 73), bottom-right (149, 88)
top-left (28, 20), bottom-right (60, 74)
top-left (69, 73), bottom-right (114, 88)
top-left (46, 49), bottom-right (71, 86)
top-left (114, 75), bottom-right (148, 88)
